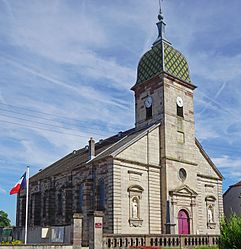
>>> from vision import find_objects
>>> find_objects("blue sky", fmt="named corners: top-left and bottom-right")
top-left (0, 0), bottom-right (241, 224)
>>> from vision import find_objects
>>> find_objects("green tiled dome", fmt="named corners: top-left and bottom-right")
top-left (136, 41), bottom-right (191, 84)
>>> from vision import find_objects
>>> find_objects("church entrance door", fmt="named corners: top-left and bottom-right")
top-left (178, 210), bottom-right (190, 235)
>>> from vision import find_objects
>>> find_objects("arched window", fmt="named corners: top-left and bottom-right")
top-left (65, 189), bottom-right (73, 223)
top-left (146, 106), bottom-right (152, 119)
top-left (177, 104), bottom-right (183, 117)
top-left (21, 196), bottom-right (26, 226)
top-left (97, 179), bottom-right (105, 211)
top-left (34, 192), bottom-right (41, 226)
top-left (79, 184), bottom-right (83, 212)
top-left (57, 192), bottom-right (63, 215)
top-left (43, 193), bottom-right (47, 218)
top-left (29, 198), bottom-right (33, 220)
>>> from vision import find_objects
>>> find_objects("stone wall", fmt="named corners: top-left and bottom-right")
top-left (17, 155), bottom-right (113, 246)
top-left (163, 76), bottom-right (195, 164)
top-left (0, 246), bottom-right (73, 249)
top-left (14, 225), bottom-right (72, 244)
top-left (134, 75), bottom-right (164, 129)
top-left (196, 176), bottom-right (222, 234)
top-left (113, 126), bottom-right (162, 234)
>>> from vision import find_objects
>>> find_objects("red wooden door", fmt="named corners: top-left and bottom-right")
top-left (178, 210), bottom-right (190, 235)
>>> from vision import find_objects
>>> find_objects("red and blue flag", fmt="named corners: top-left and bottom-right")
top-left (10, 172), bottom-right (27, 195)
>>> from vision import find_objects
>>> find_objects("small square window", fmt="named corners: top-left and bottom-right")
top-left (177, 105), bottom-right (183, 117)
top-left (146, 106), bottom-right (152, 120)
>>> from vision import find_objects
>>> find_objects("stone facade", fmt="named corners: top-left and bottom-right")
top-left (16, 8), bottom-right (223, 245)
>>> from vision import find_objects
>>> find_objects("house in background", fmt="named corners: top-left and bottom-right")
top-left (223, 181), bottom-right (241, 218)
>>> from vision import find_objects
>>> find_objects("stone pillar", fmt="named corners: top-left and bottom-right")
top-left (170, 196), bottom-right (177, 234)
top-left (180, 236), bottom-right (185, 249)
top-left (145, 236), bottom-right (151, 247)
top-left (73, 213), bottom-right (83, 248)
top-left (88, 211), bottom-right (104, 249)
top-left (190, 198), bottom-right (196, 234)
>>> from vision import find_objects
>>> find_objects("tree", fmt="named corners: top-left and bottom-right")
top-left (219, 214), bottom-right (241, 249)
top-left (0, 210), bottom-right (11, 227)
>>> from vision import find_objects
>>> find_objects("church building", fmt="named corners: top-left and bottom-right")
top-left (16, 6), bottom-right (223, 244)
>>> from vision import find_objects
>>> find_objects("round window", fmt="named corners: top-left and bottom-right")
top-left (179, 168), bottom-right (187, 181)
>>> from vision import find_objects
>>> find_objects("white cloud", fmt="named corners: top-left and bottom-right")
top-left (213, 155), bottom-right (241, 170)
top-left (190, 52), bottom-right (241, 82)
top-left (8, 1), bottom-right (108, 50)
top-left (212, 155), bottom-right (241, 185)
top-left (1, 56), bottom-right (131, 108)
top-left (2, 1), bottom-right (136, 91)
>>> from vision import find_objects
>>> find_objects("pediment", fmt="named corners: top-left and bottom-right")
top-left (205, 195), bottom-right (216, 202)
top-left (169, 185), bottom-right (198, 197)
top-left (127, 185), bottom-right (144, 193)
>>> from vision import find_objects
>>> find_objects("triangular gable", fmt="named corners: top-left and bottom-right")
top-left (169, 185), bottom-right (198, 197)
top-left (195, 138), bottom-right (223, 180)
top-left (91, 123), bottom-right (161, 162)
top-left (111, 123), bottom-right (160, 157)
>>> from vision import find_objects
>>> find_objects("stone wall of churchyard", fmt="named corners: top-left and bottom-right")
top-left (0, 246), bottom-right (73, 249)
top-left (13, 225), bottom-right (72, 244)
top-left (1, 212), bottom-right (221, 249)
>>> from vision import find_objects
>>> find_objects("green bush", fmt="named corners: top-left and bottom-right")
top-left (0, 240), bottom-right (22, 245)
top-left (219, 214), bottom-right (241, 249)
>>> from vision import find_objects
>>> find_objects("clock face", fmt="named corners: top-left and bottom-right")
top-left (144, 96), bottom-right (153, 108)
top-left (176, 96), bottom-right (183, 107)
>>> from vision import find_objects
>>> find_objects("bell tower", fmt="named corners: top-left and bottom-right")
top-left (132, 6), bottom-right (195, 130)
top-left (131, 6), bottom-right (197, 233)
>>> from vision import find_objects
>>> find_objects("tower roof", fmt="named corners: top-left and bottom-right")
top-left (135, 6), bottom-right (191, 85)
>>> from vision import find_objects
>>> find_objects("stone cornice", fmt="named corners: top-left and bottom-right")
top-left (197, 173), bottom-right (220, 181)
top-left (164, 156), bottom-right (197, 166)
top-left (114, 158), bottom-right (160, 170)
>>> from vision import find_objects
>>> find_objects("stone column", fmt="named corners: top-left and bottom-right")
top-left (180, 236), bottom-right (185, 248)
top-left (190, 198), bottom-right (196, 234)
top-left (170, 196), bottom-right (177, 234)
top-left (88, 211), bottom-right (104, 249)
top-left (145, 236), bottom-right (151, 247)
top-left (73, 213), bottom-right (83, 248)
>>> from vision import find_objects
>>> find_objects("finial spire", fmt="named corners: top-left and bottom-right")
top-left (158, 0), bottom-right (164, 21)
top-left (153, 0), bottom-right (169, 46)
top-left (158, 0), bottom-right (162, 14)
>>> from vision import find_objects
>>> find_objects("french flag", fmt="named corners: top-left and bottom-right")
top-left (10, 172), bottom-right (27, 195)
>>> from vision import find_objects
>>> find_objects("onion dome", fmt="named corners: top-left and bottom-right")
top-left (136, 7), bottom-right (191, 84)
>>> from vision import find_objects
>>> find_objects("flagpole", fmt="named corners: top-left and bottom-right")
top-left (24, 166), bottom-right (29, 244)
